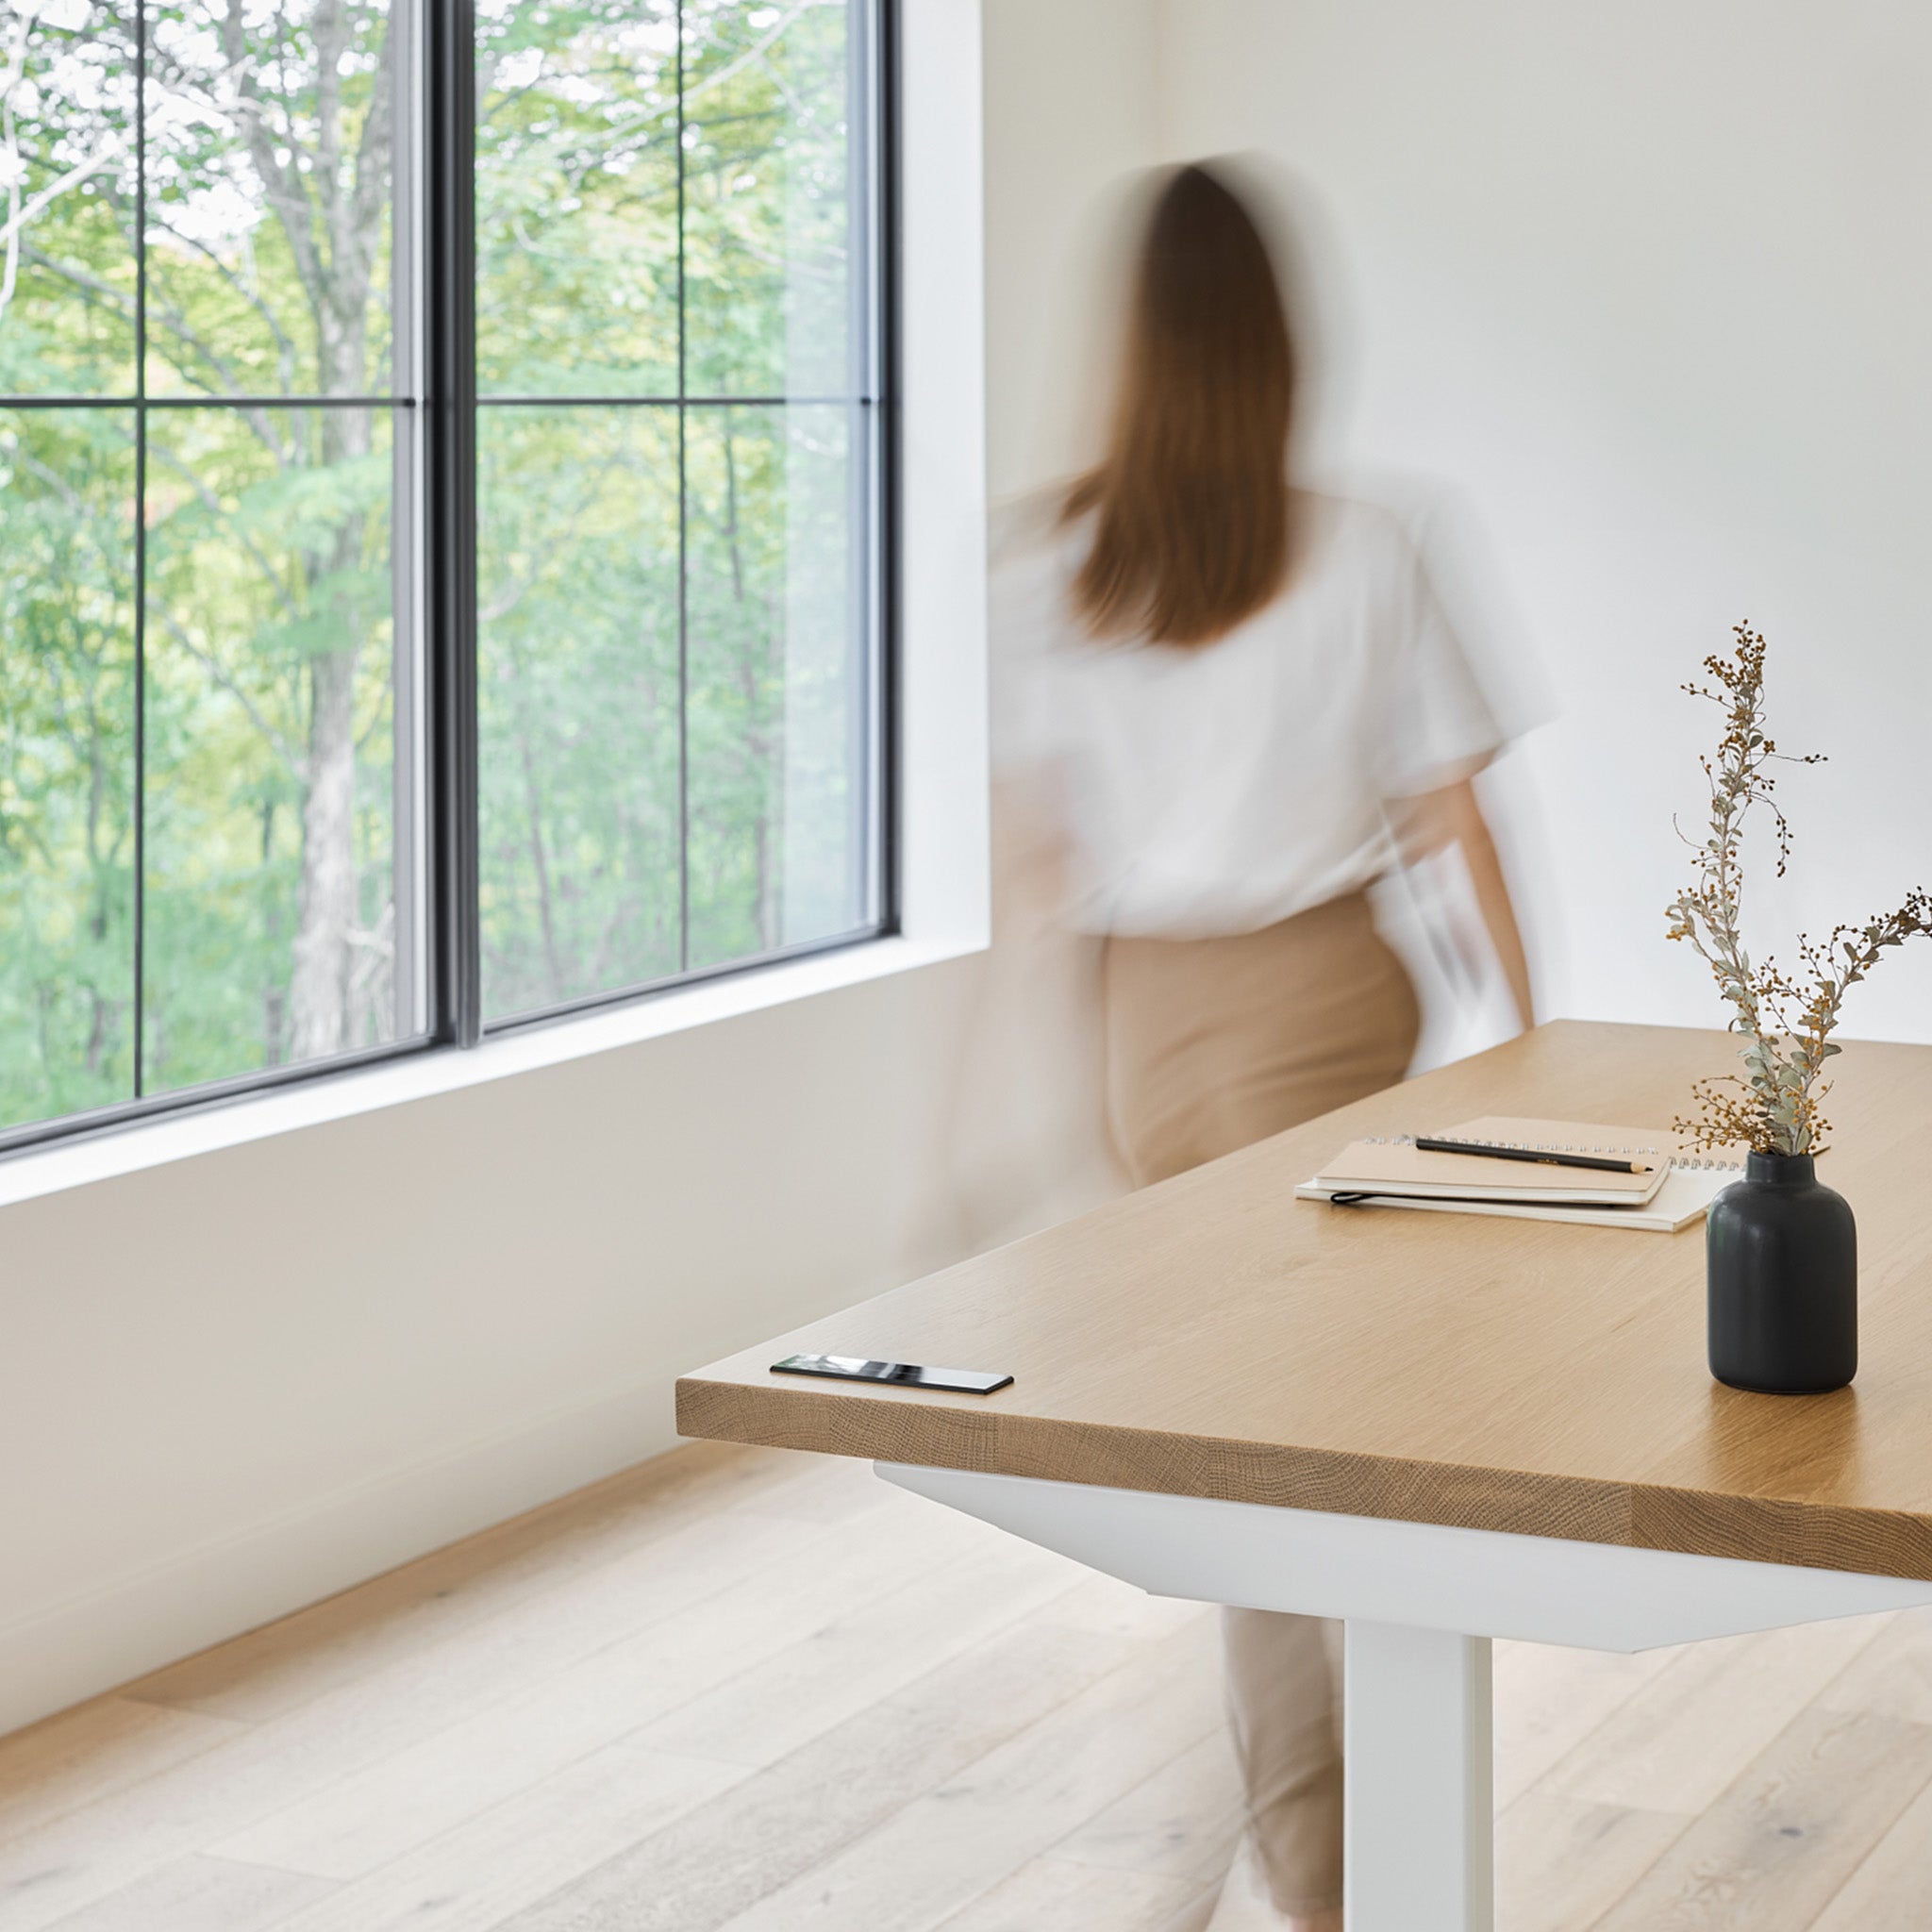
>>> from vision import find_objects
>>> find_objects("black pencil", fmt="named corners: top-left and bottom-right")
top-left (1412, 1136), bottom-right (1651, 1175)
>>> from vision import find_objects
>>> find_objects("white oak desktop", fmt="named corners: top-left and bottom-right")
top-left (676, 1020), bottom-right (1932, 1932)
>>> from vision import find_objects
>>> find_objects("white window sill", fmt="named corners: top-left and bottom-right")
top-left (0, 932), bottom-right (981, 1212)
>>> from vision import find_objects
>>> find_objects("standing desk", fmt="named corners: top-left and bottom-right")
top-left (676, 1020), bottom-right (1932, 1930)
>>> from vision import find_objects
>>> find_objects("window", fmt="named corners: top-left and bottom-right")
top-left (0, 0), bottom-right (890, 1146)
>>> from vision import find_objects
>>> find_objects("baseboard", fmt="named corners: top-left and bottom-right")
top-left (0, 1374), bottom-right (682, 1739)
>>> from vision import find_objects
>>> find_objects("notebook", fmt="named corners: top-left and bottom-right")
top-left (1296, 1117), bottom-right (1746, 1233)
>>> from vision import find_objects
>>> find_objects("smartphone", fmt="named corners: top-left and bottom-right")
top-left (771, 1353), bottom-right (1013, 1395)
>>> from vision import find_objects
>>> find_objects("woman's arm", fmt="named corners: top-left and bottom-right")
top-left (1392, 775), bottom-right (1536, 1033)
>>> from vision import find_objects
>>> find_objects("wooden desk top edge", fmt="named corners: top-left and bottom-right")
top-left (677, 1020), bottom-right (1932, 1584)
top-left (674, 1377), bottom-right (1932, 1582)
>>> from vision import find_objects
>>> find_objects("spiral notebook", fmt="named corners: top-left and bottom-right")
top-left (1296, 1117), bottom-right (1745, 1233)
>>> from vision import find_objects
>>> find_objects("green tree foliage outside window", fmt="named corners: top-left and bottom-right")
top-left (475, 0), bottom-right (875, 1020)
top-left (0, 0), bottom-right (880, 1135)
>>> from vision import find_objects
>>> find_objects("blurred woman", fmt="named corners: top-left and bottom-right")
top-left (993, 162), bottom-right (1532, 1932)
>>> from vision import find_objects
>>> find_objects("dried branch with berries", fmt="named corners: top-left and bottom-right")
top-left (1666, 625), bottom-right (1931, 1157)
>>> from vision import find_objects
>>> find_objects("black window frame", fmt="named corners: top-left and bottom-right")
top-left (0, 0), bottom-right (899, 1158)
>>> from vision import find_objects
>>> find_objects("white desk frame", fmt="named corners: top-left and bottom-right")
top-left (880, 1463), bottom-right (1932, 1932)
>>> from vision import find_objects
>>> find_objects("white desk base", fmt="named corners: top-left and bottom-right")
top-left (879, 1462), bottom-right (1932, 1932)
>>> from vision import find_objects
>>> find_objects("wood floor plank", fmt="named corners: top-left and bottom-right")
top-left (1148, 1878), bottom-right (1224, 1932)
top-left (0, 1699), bottom-right (242, 1847)
top-left (259, 1743), bottom-right (744, 1932)
top-left (38, 1853), bottom-right (334, 1932)
top-left (1591, 1706), bottom-right (1932, 1930)
top-left (636, 1524), bottom-right (1090, 1769)
top-left (1046, 1730), bottom-right (1243, 1889)
top-left (1815, 1605), bottom-right (1932, 1724)
top-left (704, 1615), bottom-right (1224, 1932)
top-left (931, 1857), bottom-right (1199, 1931)
top-left (1539, 1618), bottom-right (1888, 1814)
top-left (725, 1447), bottom-right (902, 1526)
top-left (1047, 1577), bottom-right (1206, 1643)
top-left (492, 1577), bottom-right (1202, 1932)
top-left (0, 1494), bottom-right (840, 1930)
top-left (208, 1491), bottom-right (1020, 1880)
top-left (1807, 1763), bottom-right (1932, 1932)
top-left (123, 1442), bottom-right (818, 1724)
top-left (1492, 1637), bottom-right (1679, 1812)
top-left (1492, 1793), bottom-right (1690, 1932)
top-left (8, 1438), bottom-right (1932, 1932)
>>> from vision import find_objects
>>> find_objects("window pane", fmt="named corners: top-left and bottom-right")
top-left (0, 408), bottom-right (137, 1131)
top-left (477, 406), bottom-right (682, 1020)
top-left (144, 0), bottom-right (402, 399)
top-left (0, 0), bottom-right (139, 396)
top-left (685, 401), bottom-right (871, 969)
top-left (142, 404), bottom-right (406, 1091)
top-left (476, 0), bottom-right (880, 1028)
top-left (475, 0), bottom-right (678, 398)
top-left (683, 0), bottom-right (860, 399)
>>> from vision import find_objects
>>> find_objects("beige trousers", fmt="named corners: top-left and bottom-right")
top-left (1102, 890), bottom-right (1421, 1917)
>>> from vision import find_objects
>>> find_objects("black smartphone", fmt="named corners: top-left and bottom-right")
top-left (771, 1353), bottom-right (1013, 1395)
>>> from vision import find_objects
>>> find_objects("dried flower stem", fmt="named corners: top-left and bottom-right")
top-left (1665, 625), bottom-right (1930, 1156)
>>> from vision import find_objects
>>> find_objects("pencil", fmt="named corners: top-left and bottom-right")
top-left (1412, 1136), bottom-right (1651, 1175)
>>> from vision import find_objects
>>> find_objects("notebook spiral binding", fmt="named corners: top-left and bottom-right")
top-left (1367, 1135), bottom-right (1743, 1173)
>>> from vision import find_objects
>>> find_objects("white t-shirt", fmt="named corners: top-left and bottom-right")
top-left (991, 491), bottom-right (1503, 940)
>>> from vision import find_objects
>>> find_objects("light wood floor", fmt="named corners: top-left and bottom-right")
top-left (4, 1442), bottom-right (1931, 1931)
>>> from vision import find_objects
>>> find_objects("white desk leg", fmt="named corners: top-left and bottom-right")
top-left (1344, 1622), bottom-right (1493, 1932)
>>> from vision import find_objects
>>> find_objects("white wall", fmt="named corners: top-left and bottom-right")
top-left (13, 0), bottom-right (1924, 1745)
top-left (0, 965), bottom-right (976, 1729)
top-left (1158, 0), bottom-right (1932, 1041)
top-left (983, 0), bottom-right (1160, 497)
top-left (0, 0), bottom-right (1161, 1742)
top-left (0, 0), bottom-right (1014, 1737)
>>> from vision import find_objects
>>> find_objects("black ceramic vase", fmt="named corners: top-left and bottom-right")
top-left (1707, 1151), bottom-right (1857, 1394)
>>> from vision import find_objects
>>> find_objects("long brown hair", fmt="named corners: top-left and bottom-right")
top-left (1063, 162), bottom-right (1297, 647)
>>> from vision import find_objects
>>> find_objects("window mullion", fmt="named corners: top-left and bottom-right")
top-left (426, 0), bottom-right (481, 1048)
top-left (675, 0), bottom-right (691, 977)
top-left (132, 0), bottom-right (147, 1098)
